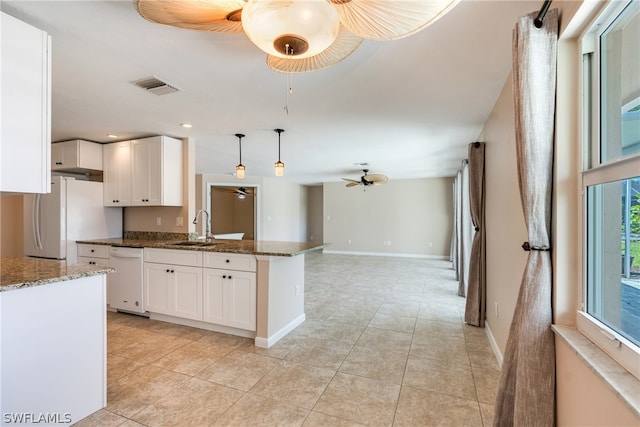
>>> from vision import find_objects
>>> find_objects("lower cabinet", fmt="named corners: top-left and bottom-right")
top-left (143, 248), bottom-right (256, 332)
top-left (144, 262), bottom-right (203, 321)
top-left (203, 269), bottom-right (256, 331)
top-left (77, 244), bottom-right (110, 266)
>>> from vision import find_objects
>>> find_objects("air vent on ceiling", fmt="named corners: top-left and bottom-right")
top-left (131, 76), bottom-right (179, 96)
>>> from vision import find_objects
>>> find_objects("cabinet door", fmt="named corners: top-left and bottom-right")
top-left (103, 141), bottom-right (131, 206)
top-left (203, 269), bottom-right (226, 325)
top-left (143, 263), bottom-right (171, 315)
top-left (227, 271), bottom-right (256, 331)
top-left (51, 141), bottom-right (74, 170)
top-left (0, 12), bottom-right (51, 194)
top-left (130, 138), bottom-right (152, 205)
top-left (172, 265), bottom-right (203, 321)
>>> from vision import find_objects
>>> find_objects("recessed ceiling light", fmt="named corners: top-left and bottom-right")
top-left (107, 134), bottom-right (118, 138)
top-left (181, 123), bottom-right (192, 128)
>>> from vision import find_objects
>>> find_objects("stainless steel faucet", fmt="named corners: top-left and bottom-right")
top-left (192, 209), bottom-right (213, 240)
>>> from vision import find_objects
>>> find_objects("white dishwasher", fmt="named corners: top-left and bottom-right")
top-left (108, 247), bottom-right (146, 314)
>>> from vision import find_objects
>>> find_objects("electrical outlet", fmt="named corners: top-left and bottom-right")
top-left (156, 216), bottom-right (162, 226)
top-left (348, 239), bottom-right (351, 244)
top-left (428, 241), bottom-right (433, 247)
top-left (176, 217), bottom-right (183, 226)
top-left (495, 301), bottom-right (499, 318)
top-left (295, 285), bottom-right (300, 296)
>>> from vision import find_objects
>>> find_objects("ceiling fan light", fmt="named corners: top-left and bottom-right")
top-left (275, 160), bottom-right (285, 176)
top-left (242, 0), bottom-right (340, 59)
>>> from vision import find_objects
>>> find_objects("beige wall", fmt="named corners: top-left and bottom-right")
top-left (481, 1), bottom-right (639, 424)
top-left (0, 194), bottom-right (24, 257)
top-left (323, 178), bottom-right (453, 257)
top-left (123, 138), bottom-right (195, 234)
top-left (479, 74), bottom-right (528, 353)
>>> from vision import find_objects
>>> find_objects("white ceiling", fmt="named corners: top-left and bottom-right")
top-left (2, 0), bottom-right (541, 185)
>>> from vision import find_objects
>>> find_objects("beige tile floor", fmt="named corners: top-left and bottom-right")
top-left (76, 252), bottom-right (499, 427)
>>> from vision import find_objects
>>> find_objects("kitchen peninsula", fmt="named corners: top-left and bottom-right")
top-left (78, 237), bottom-right (323, 348)
top-left (0, 258), bottom-right (113, 424)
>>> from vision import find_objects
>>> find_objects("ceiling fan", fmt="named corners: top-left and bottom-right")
top-left (133, 0), bottom-right (460, 73)
top-left (222, 186), bottom-right (252, 198)
top-left (342, 169), bottom-right (389, 188)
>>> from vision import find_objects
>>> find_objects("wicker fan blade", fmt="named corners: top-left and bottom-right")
top-left (345, 181), bottom-right (361, 188)
top-left (365, 174), bottom-right (389, 185)
top-left (267, 25), bottom-right (363, 73)
top-left (342, 178), bottom-right (360, 183)
top-left (135, 0), bottom-right (245, 33)
top-left (329, 0), bottom-right (460, 41)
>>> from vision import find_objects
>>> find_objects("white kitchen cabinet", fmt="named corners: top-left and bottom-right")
top-left (103, 140), bottom-right (131, 206)
top-left (130, 136), bottom-right (183, 206)
top-left (203, 268), bottom-right (256, 331)
top-left (0, 12), bottom-right (51, 194)
top-left (144, 248), bottom-right (203, 321)
top-left (77, 244), bottom-right (110, 267)
top-left (203, 252), bottom-right (256, 331)
top-left (144, 263), bottom-right (203, 321)
top-left (52, 139), bottom-right (103, 172)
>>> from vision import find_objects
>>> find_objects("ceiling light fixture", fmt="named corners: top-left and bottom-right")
top-left (235, 133), bottom-right (246, 179)
top-left (135, 0), bottom-right (460, 73)
top-left (181, 123), bottom-right (192, 128)
top-left (274, 128), bottom-right (285, 177)
top-left (107, 134), bottom-right (118, 138)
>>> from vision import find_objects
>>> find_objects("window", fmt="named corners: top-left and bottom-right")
top-left (580, 0), bottom-right (640, 379)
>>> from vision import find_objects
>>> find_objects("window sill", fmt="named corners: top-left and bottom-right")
top-left (552, 325), bottom-right (640, 418)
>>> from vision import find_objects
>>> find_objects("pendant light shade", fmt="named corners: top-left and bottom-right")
top-left (241, 0), bottom-right (341, 59)
top-left (274, 128), bottom-right (285, 176)
top-left (235, 133), bottom-right (245, 179)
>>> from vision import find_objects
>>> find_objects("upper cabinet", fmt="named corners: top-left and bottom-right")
top-left (52, 139), bottom-right (103, 172)
top-left (103, 140), bottom-right (131, 206)
top-left (104, 136), bottom-right (182, 207)
top-left (0, 12), bottom-right (51, 194)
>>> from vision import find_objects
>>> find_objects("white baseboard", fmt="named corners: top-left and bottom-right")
top-left (255, 313), bottom-right (306, 349)
top-left (485, 321), bottom-right (504, 367)
top-left (322, 249), bottom-right (449, 260)
top-left (148, 313), bottom-right (256, 339)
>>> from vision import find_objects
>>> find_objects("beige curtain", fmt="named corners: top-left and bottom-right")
top-left (464, 142), bottom-right (485, 326)
top-left (493, 9), bottom-right (558, 427)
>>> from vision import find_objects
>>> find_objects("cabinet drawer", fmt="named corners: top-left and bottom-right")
top-left (77, 244), bottom-right (110, 259)
top-left (144, 248), bottom-right (203, 267)
top-left (77, 256), bottom-right (109, 266)
top-left (203, 253), bottom-right (256, 272)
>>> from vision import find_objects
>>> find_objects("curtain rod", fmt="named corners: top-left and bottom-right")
top-left (534, 0), bottom-right (552, 28)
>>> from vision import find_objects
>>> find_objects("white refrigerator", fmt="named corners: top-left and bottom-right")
top-left (24, 175), bottom-right (122, 263)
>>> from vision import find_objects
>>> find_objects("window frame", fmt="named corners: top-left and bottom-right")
top-left (579, 0), bottom-right (640, 381)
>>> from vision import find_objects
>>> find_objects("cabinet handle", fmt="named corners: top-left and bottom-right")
top-left (166, 269), bottom-right (170, 273)
top-left (226, 259), bottom-right (230, 263)
top-left (223, 275), bottom-right (227, 279)
top-left (90, 249), bottom-right (95, 253)
top-left (170, 270), bottom-right (175, 273)
top-left (228, 275), bottom-right (232, 280)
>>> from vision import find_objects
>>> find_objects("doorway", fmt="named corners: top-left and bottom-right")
top-left (207, 184), bottom-right (256, 240)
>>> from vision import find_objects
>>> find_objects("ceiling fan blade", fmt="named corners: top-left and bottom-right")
top-left (135, 0), bottom-right (245, 33)
top-left (329, 0), bottom-right (460, 41)
top-left (345, 182), bottom-right (361, 188)
top-left (365, 174), bottom-right (389, 184)
top-left (342, 178), bottom-right (360, 183)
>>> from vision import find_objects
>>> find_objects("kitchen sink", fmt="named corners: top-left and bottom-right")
top-left (170, 240), bottom-right (219, 247)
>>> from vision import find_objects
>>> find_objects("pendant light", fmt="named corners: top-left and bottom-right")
top-left (274, 129), bottom-right (284, 177)
top-left (235, 133), bottom-right (245, 179)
